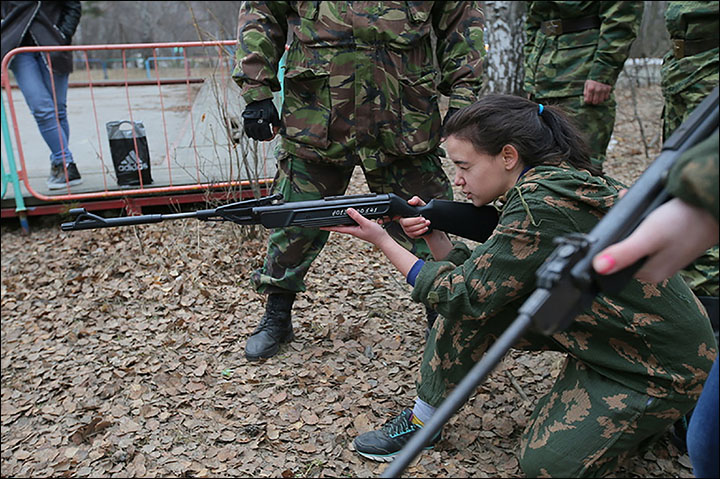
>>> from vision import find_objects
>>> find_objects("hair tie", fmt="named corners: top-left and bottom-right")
top-left (538, 103), bottom-right (544, 115)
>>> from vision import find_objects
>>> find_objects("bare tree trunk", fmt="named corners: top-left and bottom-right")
top-left (629, 1), bottom-right (670, 58)
top-left (481, 1), bottom-right (527, 96)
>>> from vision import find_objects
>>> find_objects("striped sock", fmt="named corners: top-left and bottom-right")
top-left (412, 397), bottom-right (436, 426)
top-left (411, 413), bottom-right (424, 426)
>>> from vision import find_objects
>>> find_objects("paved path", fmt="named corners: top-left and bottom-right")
top-left (2, 77), bottom-right (278, 203)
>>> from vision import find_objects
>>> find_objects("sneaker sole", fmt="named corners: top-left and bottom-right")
top-left (355, 445), bottom-right (434, 463)
top-left (47, 178), bottom-right (83, 190)
top-left (356, 451), bottom-right (397, 463)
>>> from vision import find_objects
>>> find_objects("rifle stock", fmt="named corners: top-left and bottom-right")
top-left (381, 86), bottom-right (719, 478)
top-left (61, 193), bottom-right (500, 244)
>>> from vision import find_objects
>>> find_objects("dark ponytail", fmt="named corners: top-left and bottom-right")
top-left (443, 95), bottom-right (601, 176)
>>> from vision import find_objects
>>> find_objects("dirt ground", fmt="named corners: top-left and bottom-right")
top-left (1, 81), bottom-right (697, 478)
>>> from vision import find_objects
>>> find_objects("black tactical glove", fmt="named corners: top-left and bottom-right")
top-left (242, 98), bottom-right (281, 141)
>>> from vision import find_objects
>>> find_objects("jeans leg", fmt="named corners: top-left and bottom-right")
top-left (49, 68), bottom-right (70, 142)
top-left (687, 358), bottom-right (719, 478)
top-left (9, 52), bottom-right (73, 166)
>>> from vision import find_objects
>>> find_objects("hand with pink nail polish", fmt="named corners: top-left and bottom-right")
top-left (592, 198), bottom-right (718, 283)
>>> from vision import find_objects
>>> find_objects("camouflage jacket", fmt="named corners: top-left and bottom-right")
top-left (661, 1), bottom-right (719, 97)
top-left (667, 133), bottom-right (719, 222)
top-left (412, 163), bottom-right (716, 401)
top-left (233, 1), bottom-right (485, 170)
top-left (523, 1), bottom-right (643, 99)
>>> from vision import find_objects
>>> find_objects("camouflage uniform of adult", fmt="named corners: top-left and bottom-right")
top-left (523, 1), bottom-right (643, 169)
top-left (410, 163), bottom-right (716, 477)
top-left (661, 1), bottom-right (719, 298)
top-left (233, 1), bottom-right (485, 295)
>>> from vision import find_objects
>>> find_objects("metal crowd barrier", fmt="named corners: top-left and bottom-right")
top-left (1, 40), bottom-right (280, 231)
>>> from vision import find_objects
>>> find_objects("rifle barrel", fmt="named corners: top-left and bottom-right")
top-left (60, 208), bottom-right (219, 230)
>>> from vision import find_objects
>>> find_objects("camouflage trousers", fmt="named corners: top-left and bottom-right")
top-left (417, 320), bottom-right (694, 477)
top-left (663, 81), bottom-right (720, 298)
top-left (251, 153), bottom-right (453, 293)
top-left (679, 246), bottom-right (719, 297)
top-left (662, 80), bottom-right (718, 142)
top-left (531, 94), bottom-right (616, 171)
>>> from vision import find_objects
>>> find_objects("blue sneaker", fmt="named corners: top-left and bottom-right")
top-left (353, 409), bottom-right (441, 462)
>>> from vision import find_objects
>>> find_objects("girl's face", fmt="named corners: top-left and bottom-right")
top-left (445, 135), bottom-right (522, 207)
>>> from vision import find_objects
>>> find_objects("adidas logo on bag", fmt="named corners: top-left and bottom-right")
top-left (117, 150), bottom-right (149, 172)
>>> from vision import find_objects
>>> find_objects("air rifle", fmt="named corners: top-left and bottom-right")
top-left (381, 86), bottom-right (719, 478)
top-left (61, 193), bottom-right (500, 243)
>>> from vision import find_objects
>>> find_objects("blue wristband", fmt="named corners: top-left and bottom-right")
top-left (406, 259), bottom-right (425, 286)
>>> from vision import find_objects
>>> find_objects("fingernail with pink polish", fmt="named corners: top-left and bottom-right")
top-left (595, 254), bottom-right (616, 274)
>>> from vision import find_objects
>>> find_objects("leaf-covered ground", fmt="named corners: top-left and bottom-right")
top-left (2, 83), bottom-right (695, 478)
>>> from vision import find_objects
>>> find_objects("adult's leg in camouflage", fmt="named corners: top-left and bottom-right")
top-left (251, 156), bottom-right (356, 294)
top-left (246, 156), bottom-right (355, 359)
top-left (364, 151), bottom-right (454, 336)
top-left (540, 94), bottom-right (617, 171)
top-left (662, 85), bottom-right (718, 143)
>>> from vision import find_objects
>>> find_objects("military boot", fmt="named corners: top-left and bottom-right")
top-left (245, 293), bottom-right (295, 361)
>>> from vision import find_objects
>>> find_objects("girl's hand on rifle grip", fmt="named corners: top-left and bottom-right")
top-left (399, 216), bottom-right (431, 239)
top-left (397, 196), bottom-right (430, 238)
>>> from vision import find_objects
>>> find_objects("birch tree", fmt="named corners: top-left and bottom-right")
top-left (481, 1), bottom-right (527, 96)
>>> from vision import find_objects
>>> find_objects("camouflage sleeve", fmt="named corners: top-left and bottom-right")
top-left (589, 1), bottom-right (643, 86)
top-left (666, 134), bottom-right (720, 221)
top-left (411, 193), bottom-right (574, 323)
top-left (232, 1), bottom-right (291, 104)
top-left (431, 1), bottom-right (485, 109)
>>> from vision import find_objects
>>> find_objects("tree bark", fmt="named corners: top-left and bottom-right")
top-left (480, 1), bottom-right (527, 96)
top-left (629, 1), bottom-right (671, 58)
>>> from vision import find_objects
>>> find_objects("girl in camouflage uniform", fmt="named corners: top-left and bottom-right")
top-left (324, 95), bottom-right (716, 477)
